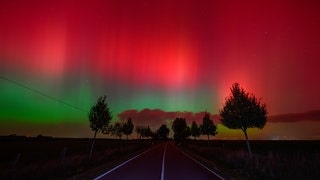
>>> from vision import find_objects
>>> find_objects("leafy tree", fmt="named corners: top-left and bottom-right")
top-left (157, 124), bottom-right (170, 140)
top-left (123, 118), bottom-right (134, 139)
top-left (88, 95), bottom-right (112, 160)
top-left (185, 126), bottom-right (191, 138)
top-left (201, 112), bottom-right (217, 143)
top-left (143, 126), bottom-right (154, 138)
top-left (172, 117), bottom-right (190, 143)
top-left (110, 122), bottom-right (124, 139)
top-left (191, 121), bottom-right (201, 139)
top-left (102, 123), bottom-right (112, 135)
top-left (219, 83), bottom-right (267, 155)
top-left (135, 127), bottom-right (142, 139)
top-left (135, 126), bottom-right (153, 139)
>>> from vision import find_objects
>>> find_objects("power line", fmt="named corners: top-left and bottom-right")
top-left (0, 75), bottom-right (87, 113)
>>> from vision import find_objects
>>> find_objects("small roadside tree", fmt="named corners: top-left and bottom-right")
top-left (110, 122), bottom-right (124, 139)
top-left (135, 126), bottom-right (153, 139)
top-left (157, 124), bottom-right (170, 140)
top-left (144, 126), bottom-right (153, 139)
top-left (219, 83), bottom-right (267, 155)
top-left (172, 117), bottom-right (189, 143)
top-left (123, 118), bottom-right (134, 139)
top-left (191, 121), bottom-right (201, 139)
top-left (136, 127), bottom-right (142, 139)
top-left (88, 96), bottom-right (112, 160)
top-left (200, 112), bottom-right (217, 143)
top-left (185, 126), bottom-right (191, 139)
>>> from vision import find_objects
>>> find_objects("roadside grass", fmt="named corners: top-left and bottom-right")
top-left (0, 138), bottom-right (153, 179)
top-left (181, 140), bottom-right (320, 179)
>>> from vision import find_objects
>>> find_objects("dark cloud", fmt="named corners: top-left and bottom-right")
top-left (117, 108), bottom-right (220, 129)
top-left (117, 109), bottom-right (320, 130)
top-left (268, 110), bottom-right (320, 123)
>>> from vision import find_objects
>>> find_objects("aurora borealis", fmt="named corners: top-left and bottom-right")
top-left (1, 0), bottom-right (320, 139)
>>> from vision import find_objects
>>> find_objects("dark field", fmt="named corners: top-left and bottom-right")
top-left (183, 140), bottom-right (320, 179)
top-left (1, 137), bottom-right (320, 179)
top-left (0, 137), bottom-right (152, 179)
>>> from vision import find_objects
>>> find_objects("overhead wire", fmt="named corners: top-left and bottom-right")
top-left (0, 74), bottom-right (87, 113)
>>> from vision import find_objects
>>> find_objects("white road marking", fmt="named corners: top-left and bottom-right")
top-left (160, 142), bottom-right (168, 180)
top-left (180, 150), bottom-right (225, 180)
top-left (94, 145), bottom-right (157, 180)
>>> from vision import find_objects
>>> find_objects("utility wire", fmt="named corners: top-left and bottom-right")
top-left (0, 74), bottom-right (87, 113)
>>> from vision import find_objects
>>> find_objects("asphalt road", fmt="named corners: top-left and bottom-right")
top-left (95, 141), bottom-right (225, 180)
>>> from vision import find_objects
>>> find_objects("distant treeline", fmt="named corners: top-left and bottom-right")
top-left (0, 134), bottom-right (56, 141)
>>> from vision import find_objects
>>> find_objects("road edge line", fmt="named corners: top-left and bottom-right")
top-left (180, 150), bottom-right (225, 180)
top-left (94, 145), bottom-right (157, 180)
top-left (160, 142), bottom-right (168, 180)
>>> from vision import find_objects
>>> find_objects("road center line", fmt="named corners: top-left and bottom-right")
top-left (160, 142), bottom-right (168, 180)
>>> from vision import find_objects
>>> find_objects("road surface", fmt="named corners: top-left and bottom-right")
top-left (95, 141), bottom-right (225, 180)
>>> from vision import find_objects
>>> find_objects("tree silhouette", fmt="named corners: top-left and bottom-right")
top-left (200, 112), bottom-right (217, 143)
top-left (144, 126), bottom-right (153, 138)
top-left (135, 126), bottom-right (153, 139)
top-left (157, 124), bottom-right (170, 140)
top-left (88, 95), bottom-right (112, 160)
top-left (172, 117), bottom-right (190, 143)
top-left (185, 126), bottom-right (191, 139)
top-left (123, 118), bottom-right (134, 139)
top-left (219, 83), bottom-right (267, 155)
top-left (109, 122), bottom-right (124, 139)
top-left (191, 121), bottom-right (201, 139)
top-left (135, 127), bottom-right (142, 139)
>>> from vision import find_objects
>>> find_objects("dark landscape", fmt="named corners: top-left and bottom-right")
top-left (183, 140), bottom-right (320, 179)
top-left (1, 136), bottom-right (319, 179)
top-left (0, 136), bottom-right (152, 179)
top-left (1, 0), bottom-right (320, 179)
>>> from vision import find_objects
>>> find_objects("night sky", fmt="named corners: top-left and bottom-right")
top-left (1, 0), bottom-right (320, 139)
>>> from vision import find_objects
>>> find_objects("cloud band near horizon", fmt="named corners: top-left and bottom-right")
top-left (117, 108), bottom-right (320, 129)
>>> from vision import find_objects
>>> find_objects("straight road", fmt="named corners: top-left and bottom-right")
top-left (95, 141), bottom-right (225, 180)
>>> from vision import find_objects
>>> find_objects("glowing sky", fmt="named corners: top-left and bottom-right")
top-left (1, 0), bottom-right (320, 139)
